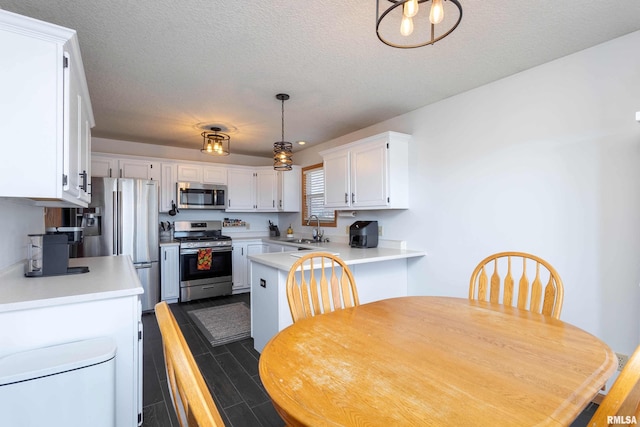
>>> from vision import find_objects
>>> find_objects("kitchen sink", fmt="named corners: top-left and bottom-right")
top-left (284, 238), bottom-right (317, 244)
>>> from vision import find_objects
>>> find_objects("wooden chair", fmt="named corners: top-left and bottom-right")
top-left (286, 252), bottom-right (359, 323)
top-left (589, 345), bottom-right (640, 426)
top-left (469, 251), bottom-right (564, 319)
top-left (155, 301), bottom-right (225, 427)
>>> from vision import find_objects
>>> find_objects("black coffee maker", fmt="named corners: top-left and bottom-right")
top-left (25, 230), bottom-right (89, 277)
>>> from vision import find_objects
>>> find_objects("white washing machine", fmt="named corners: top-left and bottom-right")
top-left (0, 336), bottom-right (117, 427)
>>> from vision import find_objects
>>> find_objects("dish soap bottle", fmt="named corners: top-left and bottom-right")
top-left (287, 224), bottom-right (294, 237)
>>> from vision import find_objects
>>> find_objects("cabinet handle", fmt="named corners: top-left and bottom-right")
top-left (79, 170), bottom-right (88, 192)
top-left (344, 193), bottom-right (348, 203)
top-left (272, 200), bottom-right (275, 208)
top-left (351, 193), bottom-right (355, 204)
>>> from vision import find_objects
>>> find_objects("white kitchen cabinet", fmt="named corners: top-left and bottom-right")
top-left (91, 155), bottom-right (119, 178)
top-left (176, 163), bottom-right (227, 185)
top-left (321, 131), bottom-right (410, 210)
top-left (227, 167), bottom-right (256, 211)
top-left (232, 240), bottom-right (265, 293)
top-left (91, 154), bottom-right (160, 180)
top-left (228, 167), bottom-right (295, 212)
top-left (160, 244), bottom-right (180, 303)
top-left (277, 166), bottom-right (301, 212)
top-left (0, 10), bottom-right (94, 207)
top-left (160, 163), bottom-right (177, 213)
top-left (119, 159), bottom-right (161, 180)
top-left (256, 169), bottom-right (278, 211)
top-left (176, 163), bottom-right (202, 182)
top-left (0, 257), bottom-right (143, 427)
top-left (203, 166), bottom-right (227, 184)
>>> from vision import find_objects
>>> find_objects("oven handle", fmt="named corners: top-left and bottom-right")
top-left (180, 247), bottom-right (232, 255)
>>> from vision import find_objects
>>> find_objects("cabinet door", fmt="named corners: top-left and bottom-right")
top-left (120, 159), bottom-right (160, 180)
top-left (177, 164), bottom-right (202, 182)
top-left (278, 166), bottom-right (301, 212)
top-left (246, 243), bottom-right (266, 293)
top-left (350, 139), bottom-right (388, 208)
top-left (323, 150), bottom-right (351, 208)
top-left (64, 50), bottom-right (82, 201)
top-left (160, 245), bottom-right (180, 301)
top-left (232, 242), bottom-right (247, 292)
top-left (77, 99), bottom-right (92, 203)
top-left (256, 169), bottom-right (278, 211)
top-left (202, 166), bottom-right (227, 184)
top-left (160, 163), bottom-right (177, 213)
top-left (92, 155), bottom-right (118, 178)
top-left (227, 168), bottom-right (255, 211)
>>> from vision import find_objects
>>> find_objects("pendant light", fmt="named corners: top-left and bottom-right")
top-left (376, 0), bottom-right (462, 49)
top-left (273, 93), bottom-right (293, 171)
top-left (201, 127), bottom-right (230, 156)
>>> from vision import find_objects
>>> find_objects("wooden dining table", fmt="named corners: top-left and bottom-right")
top-left (258, 296), bottom-right (617, 426)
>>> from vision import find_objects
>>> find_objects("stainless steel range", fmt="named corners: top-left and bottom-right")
top-left (173, 220), bottom-right (232, 302)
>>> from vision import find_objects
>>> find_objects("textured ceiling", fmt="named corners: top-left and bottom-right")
top-left (2, 0), bottom-right (640, 158)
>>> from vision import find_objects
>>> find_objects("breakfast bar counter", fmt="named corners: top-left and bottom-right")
top-left (248, 243), bottom-right (426, 352)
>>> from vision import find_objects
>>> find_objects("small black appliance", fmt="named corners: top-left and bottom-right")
top-left (349, 221), bottom-right (379, 248)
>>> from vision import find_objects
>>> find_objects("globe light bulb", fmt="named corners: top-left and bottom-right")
top-left (403, 0), bottom-right (419, 18)
top-left (430, 0), bottom-right (444, 24)
top-left (400, 15), bottom-right (414, 36)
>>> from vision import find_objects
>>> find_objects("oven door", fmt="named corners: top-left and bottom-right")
top-left (179, 247), bottom-right (232, 285)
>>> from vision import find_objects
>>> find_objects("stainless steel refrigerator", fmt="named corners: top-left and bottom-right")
top-left (80, 177), bottom-right (159, 312)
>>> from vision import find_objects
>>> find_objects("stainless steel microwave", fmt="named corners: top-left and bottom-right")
top-left (177, 182), bottom-right (227, 209)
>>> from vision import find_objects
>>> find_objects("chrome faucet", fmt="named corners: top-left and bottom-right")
top-left (306, 215), bottom-right (323, 242)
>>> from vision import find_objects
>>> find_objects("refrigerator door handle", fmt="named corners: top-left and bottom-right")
top-left (112, 190), bottom-right (118, 255)
top-left (117, 190), bottom-right (123, 255)
top-left (135, 263), bottom-right (153, 269)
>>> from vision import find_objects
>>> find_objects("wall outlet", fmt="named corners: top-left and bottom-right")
top-left (378, 225), bottom-right (383, 236)
top-left (616, 352), bottom-right (629, 371)
top-left (346, 226), bottom-right (350, 234)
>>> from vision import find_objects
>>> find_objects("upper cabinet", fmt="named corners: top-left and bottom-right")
top-left (321, 132), bottom-right (410, 210)
top-left (176, 163), bottom-right (227, 185)
top-left (92, 155), bottom-right (160, 180)
top-left (0, 10), bottom-right (94, 207)
top-left (227, 166), bottom-right (300, 212)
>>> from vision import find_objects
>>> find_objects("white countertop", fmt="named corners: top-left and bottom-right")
top-left (0, 256), bottom-right (143, 313)
top-left (248, 241), bottom-right (426, 271)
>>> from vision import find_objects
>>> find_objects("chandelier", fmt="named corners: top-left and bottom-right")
top-left (273, 93), bottom-right (293, 171)
top-left (201, 127), bottom-right (230, 156)
top-left (376, 0), bottom-right (462, 49)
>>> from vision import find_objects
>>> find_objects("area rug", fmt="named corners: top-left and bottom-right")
top-left (188, 302), bottom-right (251, 347)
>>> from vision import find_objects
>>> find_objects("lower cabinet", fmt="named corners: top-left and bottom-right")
top-left (160, 244), bottom-right (180, 303)
top-left (232, 240), bottom-right (266, 293)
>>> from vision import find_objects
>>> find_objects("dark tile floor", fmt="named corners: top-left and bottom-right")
top-left (140, 292), bottom-right (599, 427)
top-left (141, 293), bottom-right (284, 427)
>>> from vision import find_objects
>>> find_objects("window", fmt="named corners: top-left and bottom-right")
top-left (302, 163), bottom-right (336, 227)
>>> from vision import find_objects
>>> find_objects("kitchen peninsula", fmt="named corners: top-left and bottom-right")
top-left (0, 256), bottom-right (143, 427)
top-left (249, 241), bottom-right (425, 352)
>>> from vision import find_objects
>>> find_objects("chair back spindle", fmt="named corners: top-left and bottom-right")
top-left (469, 252), bottom-right (564, 319)
top-left (286, 252), bottom-right (359, 323)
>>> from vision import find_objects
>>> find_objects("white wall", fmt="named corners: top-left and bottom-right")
top-left (0, 199), bottom-right (44, 270)
top-left (293, 30), bottom-right (640, 357)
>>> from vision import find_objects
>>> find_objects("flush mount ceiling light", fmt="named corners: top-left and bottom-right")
top-left (273, 93), bottom-right (293, 171)
top-left (376, 0), bottom-right (462, 49)
top-left (201, 127), bottom-right (230, 156)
